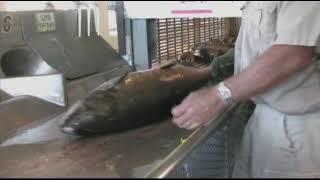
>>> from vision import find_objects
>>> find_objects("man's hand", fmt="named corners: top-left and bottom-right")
top-left (171, 45), bottom-right (313, 130)
top-left (171, 86), bottom-right (228, 130)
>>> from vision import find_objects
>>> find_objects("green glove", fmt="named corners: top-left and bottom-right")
top-left (210, 48), bottom-right (235, 83)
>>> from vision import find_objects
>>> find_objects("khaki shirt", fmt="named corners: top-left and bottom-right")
top-left (234, 1), bottom-right (320, 115)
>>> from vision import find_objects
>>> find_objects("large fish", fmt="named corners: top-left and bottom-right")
top-left (59, 64), bottom-right (211, 136)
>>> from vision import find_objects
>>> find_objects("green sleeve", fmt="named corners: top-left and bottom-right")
top-left (210, 48), bottom-right (235, 83)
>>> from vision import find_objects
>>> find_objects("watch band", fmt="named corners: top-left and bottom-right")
top-left (217, 82), bottom-right (235, 104)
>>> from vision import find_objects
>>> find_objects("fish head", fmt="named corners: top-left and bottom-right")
top-left (59, 93), bottom-right (115, 136)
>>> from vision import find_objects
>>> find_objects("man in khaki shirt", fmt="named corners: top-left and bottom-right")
top-left (172, 1), bottom-right (320, 178)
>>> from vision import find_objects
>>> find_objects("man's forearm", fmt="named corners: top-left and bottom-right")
top-left (223, 45), bottom-right (314, 102)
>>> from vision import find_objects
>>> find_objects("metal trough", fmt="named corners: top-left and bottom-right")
top-left (0, 9), bottom-right (132, 142)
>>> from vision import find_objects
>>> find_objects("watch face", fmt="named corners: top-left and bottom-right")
top-left (224, 88), bottom-right (231, 97)
top-left (222, 89), bottom-right (230, 98)
top-left (218, 82), bottom-right (232, 100)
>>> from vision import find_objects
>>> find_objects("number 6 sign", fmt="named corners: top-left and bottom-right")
top-left (2, 15), bottom-right (12, 33)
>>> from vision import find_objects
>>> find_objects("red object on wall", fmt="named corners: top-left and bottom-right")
top-left (171, 10), bottom-right (212, 14)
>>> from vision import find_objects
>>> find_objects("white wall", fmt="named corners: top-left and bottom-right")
top-left (124, 1), bottom-right (244, 19)
top-left (97, 1), bottom-right (118, 51)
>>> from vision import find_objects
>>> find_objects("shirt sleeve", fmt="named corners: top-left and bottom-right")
top-left (273, 1), bottom-right (320, 47)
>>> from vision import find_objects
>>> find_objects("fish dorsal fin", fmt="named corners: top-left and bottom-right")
top-left (94, 72), bottom-right (129, 92)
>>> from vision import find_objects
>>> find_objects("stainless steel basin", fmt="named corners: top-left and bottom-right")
top-left (1, 48), bottom-right (58, 77)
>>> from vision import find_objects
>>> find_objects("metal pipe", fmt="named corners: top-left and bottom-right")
top-left (144, 103), bottom-right (239, 178)
top-left (87, 7), bottom-right (90, 37)
top-left (96, 7), bottom-right (100, 36)
top-left (78, 8), bottom-right (81, 37)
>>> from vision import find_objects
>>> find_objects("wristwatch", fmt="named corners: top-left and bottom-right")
top-left (217, 82), bottom-right (235, 105)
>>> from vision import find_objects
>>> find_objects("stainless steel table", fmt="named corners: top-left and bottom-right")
top-left (0, 102), bottom-right (253, 178)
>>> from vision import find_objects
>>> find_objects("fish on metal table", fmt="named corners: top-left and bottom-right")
top-left (59, 64), bottom-right (211, 136)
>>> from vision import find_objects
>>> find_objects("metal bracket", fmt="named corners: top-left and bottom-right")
top-left (74, 1), bottom-right (100, 37)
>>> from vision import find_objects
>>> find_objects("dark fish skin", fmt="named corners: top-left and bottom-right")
top-left (59, 64), bottom-right (211, 136)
